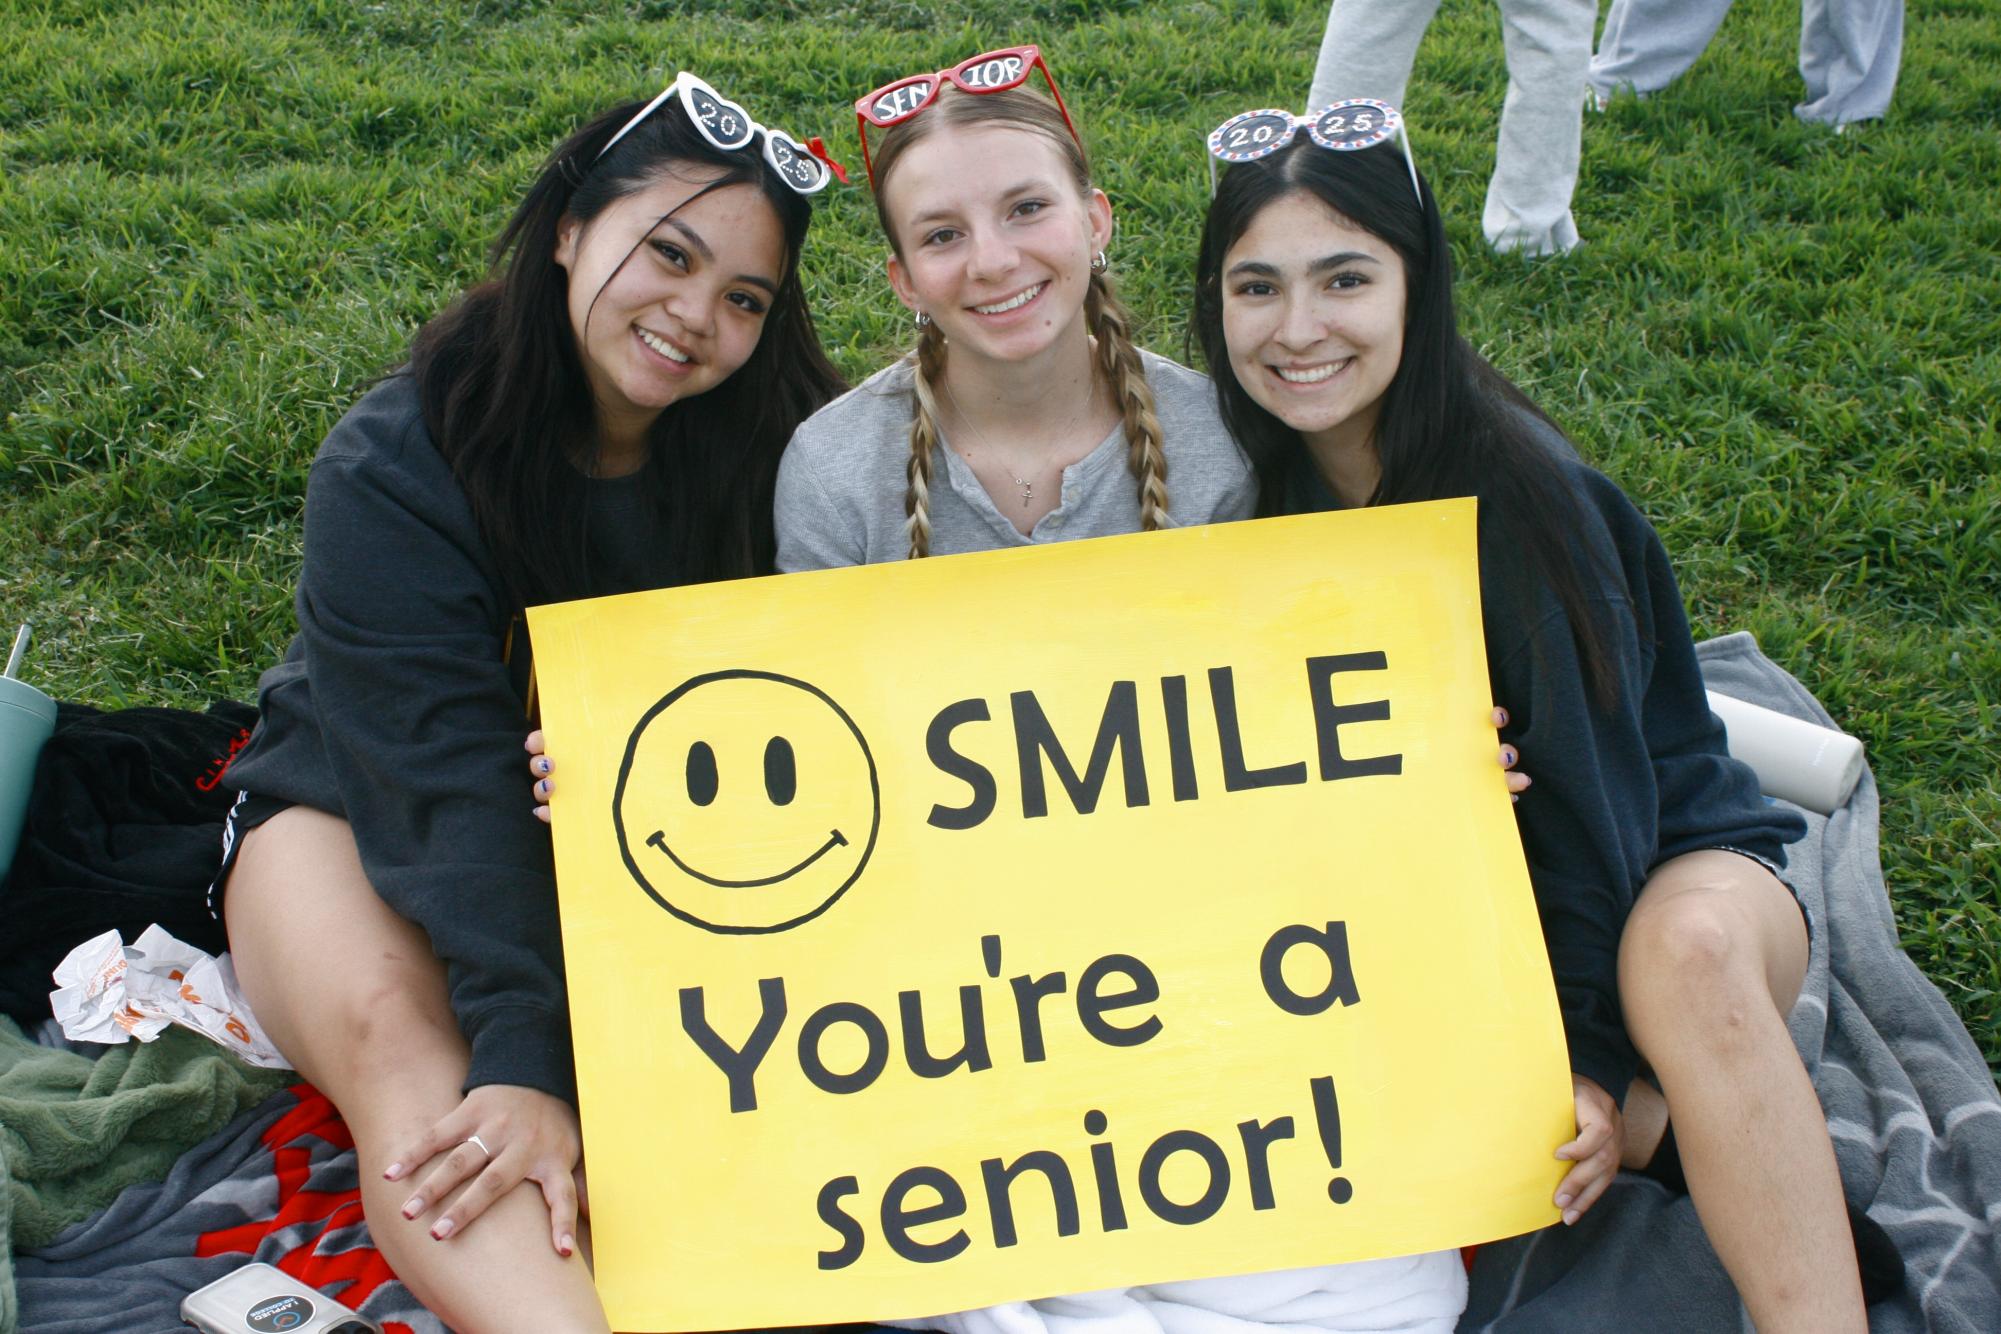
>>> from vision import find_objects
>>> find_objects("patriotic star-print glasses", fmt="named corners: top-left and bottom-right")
top-left (1205, 98), bottom-right (1421, 202)
top-left (600, 70), bottom-right (845, 196)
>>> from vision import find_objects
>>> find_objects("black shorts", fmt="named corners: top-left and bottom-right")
top-left (1708, 843), bottom-right (1814, 946)
top-left (206, 790), bottom-right (295, 922)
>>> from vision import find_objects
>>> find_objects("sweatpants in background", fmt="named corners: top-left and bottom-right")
top-left (1309, 0), bottom-right (1598, 257)
top-left (1590, 0), bottom-right (1904, 125)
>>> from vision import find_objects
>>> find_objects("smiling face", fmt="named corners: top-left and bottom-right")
top-left (613, 671), bottom-right (880, 934)
top-left (1220, 190), bottom-right (1408, 457)
top-left (879, 123), bottom-right (1111, 374)
top-left (554, 168), bottom-right (787, 451)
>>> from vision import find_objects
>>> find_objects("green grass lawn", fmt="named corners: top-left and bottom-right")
top-left (2, 0), bottom-right (1996, 1073)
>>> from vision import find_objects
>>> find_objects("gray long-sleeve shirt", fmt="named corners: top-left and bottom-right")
top-left (774, 352), bottom-right (1257, 570)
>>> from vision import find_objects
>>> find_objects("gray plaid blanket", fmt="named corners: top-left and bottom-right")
top-left (1463, 633), bottom-right (2001, 1332)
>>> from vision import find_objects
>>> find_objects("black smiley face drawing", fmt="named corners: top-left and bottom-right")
top-left (613, 670), bottom-right (880, 933)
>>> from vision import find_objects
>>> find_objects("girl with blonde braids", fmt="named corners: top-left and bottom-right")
top-left (766, 47), bottom-right (1475, 1334)
top-left (773, 52), bottom-right (1244, 570)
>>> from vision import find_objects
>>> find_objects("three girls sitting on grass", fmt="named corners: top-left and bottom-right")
top-left (216, 44), bottom-right (1887, 1334)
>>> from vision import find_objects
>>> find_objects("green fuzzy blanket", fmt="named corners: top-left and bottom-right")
top-left (0, 1017), bottom-right (292, 1334)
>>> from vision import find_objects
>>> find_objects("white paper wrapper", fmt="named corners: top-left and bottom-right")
top-left (49, 924), bottom-right (289, 1068)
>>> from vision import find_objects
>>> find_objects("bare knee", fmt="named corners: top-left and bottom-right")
top-left (1621, 888), bottom-right (1767, 1046)
top-left (1626, 886), bottom-right (1745, 978)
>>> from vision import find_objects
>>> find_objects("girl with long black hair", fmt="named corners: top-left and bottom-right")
top-left (214, 77), bottom-right (844, 1332)
top-left (1193, 101), bottom-right (1877, 1331)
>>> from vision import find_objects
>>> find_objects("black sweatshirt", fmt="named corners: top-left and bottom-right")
top-left (227, 374), bottom-right (679, 1103)
top-left (1285, 444), bottom-right (1806, 1101)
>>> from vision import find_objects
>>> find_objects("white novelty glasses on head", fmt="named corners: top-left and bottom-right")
top-left (597, 70), bottom-right (840, 196)
top-left (1205, 98), bottom-right (1421, 202)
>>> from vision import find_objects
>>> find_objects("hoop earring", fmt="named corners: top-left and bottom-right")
top-left (1091, 250), bottom-right (1108, 273)
top-left (914, 310), bottom-right (931, 328)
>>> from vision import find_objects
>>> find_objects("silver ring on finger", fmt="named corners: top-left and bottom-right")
top-left (465, 1133), bottom-right (493, 1159)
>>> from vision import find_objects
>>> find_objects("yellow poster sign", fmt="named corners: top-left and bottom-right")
top-left (528, 499), bottom-right (1571, 1331)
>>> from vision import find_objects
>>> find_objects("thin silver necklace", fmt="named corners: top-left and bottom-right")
top-left (942, 377), bottom-right (1096, 510)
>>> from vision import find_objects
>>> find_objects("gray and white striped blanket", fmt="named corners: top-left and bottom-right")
top-left (1463, 633), bottom-right (2001, 1333)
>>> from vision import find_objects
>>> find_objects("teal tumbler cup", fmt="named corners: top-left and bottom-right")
top-left (0, 675), bottom-right (57, 878)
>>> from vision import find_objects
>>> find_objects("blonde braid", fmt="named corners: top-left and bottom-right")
top-left (904, 321), bottom-right (949, 559)
top-left (1087, 271), bottom-right (1170, 531)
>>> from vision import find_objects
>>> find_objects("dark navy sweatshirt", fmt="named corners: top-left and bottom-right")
top-left (1285, 441), bottom-right (1806, 1100)
top-left (227, 373), bottom-right (679, 1104)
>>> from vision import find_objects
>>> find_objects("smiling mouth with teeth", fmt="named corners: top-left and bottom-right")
top-left (1273, 359), bottom-right (1350, 384)
top-left (971, 283), bottom-right (1046, 315)
top-left (638, 328), bottom-right (691, 363)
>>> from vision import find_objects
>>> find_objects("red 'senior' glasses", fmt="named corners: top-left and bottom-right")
top-left (853, 46), bottom-right (1080, 189)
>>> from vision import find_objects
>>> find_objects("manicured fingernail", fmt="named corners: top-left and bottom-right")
top-left (432, 1219), bottom-right (454, 1240)
top-left (402, 1197), bottom-right (423, 1219)
top-left (537, 757), bottom-right (551, 774)
top-left (1519, 774), bottom-right (1532, 787)
top-left (561, 1234), bottom-right (576, 1256)
top-left (535, 778), bottom-right (549, 797)
top-left (1563, 1209), bottom-right (1580, 1226)
top-left (1500, 746), bottom-right (1517, 765)
top-left (1493, 707), bottom-right (1509, 725)
top-left (1511, 793), bottom-right (1520, 803)
top-left (1555, 1192), bottom-right (1573, 1208)
top-left (383, 1162), bottom-right (402, 1180)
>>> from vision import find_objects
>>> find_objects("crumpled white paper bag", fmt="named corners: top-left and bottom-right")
top-left (50, 924), bottom-right (289, 1068)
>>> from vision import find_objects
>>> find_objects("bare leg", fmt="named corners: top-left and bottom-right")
top-left (1618, 849), bottom-right (1863, 1333)
top-left (1619, 1075), bottom-right (1668, 1169)
top-left (226, 806), bottom-right (611, 1334)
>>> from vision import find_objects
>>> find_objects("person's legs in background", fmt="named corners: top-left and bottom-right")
top-left (1308, 0), bottom-right (1444, 109)
top-left (1483, 0), bottom-right (1598, 256)
top-left (1311, 0), bottom-right (1594, 257)
top-left (1796, 0), bottom-right (1904, 124)
top-left (1589, 0), bottom-right (1737, 104)
top-left (1590, 0), bottom-right (1903, 126)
